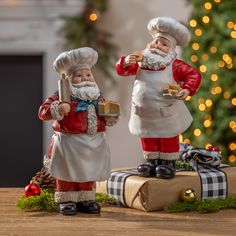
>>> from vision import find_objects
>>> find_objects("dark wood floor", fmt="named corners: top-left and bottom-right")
top-left (0, 188), bottom-right (236, 236)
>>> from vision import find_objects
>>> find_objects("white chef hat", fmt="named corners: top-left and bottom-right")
top-left (147, 17), bottom-right (191, 47)
top-left (53, 47), bottom-right (98, 76)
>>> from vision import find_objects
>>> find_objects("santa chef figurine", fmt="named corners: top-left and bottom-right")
top-left (39, 47), bottom-right (118, 215)
top-left (116, 17), bottom-right (201, 179)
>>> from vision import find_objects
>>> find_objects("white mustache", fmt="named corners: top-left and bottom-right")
top-left (148, 48), bottom-right (167, 57)
top-left (72, 81), bottom-right (97, 88)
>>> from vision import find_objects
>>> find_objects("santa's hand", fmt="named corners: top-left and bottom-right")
top-left (175, 89), bottom-right (190, 100)
top-left (123, 54), bottom-right (138, 67)
top-left (58, 103), bottom-right (71, 115)
top-left (105, 116), bottom-right (119, 127)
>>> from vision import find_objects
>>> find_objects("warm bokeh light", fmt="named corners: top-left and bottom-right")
top-left (195, 28), bottom-right (202, 36)
top-left (89, 13), bottom-right (98, 21)
top-left (217, 60), bottom-right (225, 67)
top-left (194, 129), bottom-right (201, 136)
top-left (204, 2), bottom-right (212, 10)
top-left (202, 16), bottom-right (210, 24)
top-left (215, 86), bottom-right (222, 94)
top-left (226, 63), bottom-right (233, 69)
top-left (198, 98), bottom-right (205, 104)
top-left (202, 54), bottom-right (209, 61)
top-left (191, 55), bottom-right (198, 62)
top-left (210, 46), bottom-right (217, 54)
top-left (214, 0), bottom-right (221, 3)
top-left (199, 104), bottom-right (206, 111)
top-left (229, 155), bottom-right (236, 163)
top-left (229, 143), bottom-right (236, 151)
top-left (189, 19), bottom-right (197, 27)
top-left (227, 21), bottom-right (234, 29)
top-left (184, 139), bottom-right (190, 144)
top-left (204, 120), bottom-right (211, 127)
top-left (179, 134), bottom-right (183, 142)
top-left (229, 121), bottom-right (236, 128)
top-left (231, 98), bottom-right (236, 106)
top-left (205, 144), bottom-right (212, 149)
top-left (224, 91), bottom-right (230, 99)
top-left (192, 43), bottom-right (200, 50)
top-left (230, 31), bottom-right (236, 38)
top-left (211, 74), bottom-right (218, 81)
top-left (185, 96), bottom-right (191, 101)
top-left (222, 54), bottom-right (232, 64)
top-left (211, 88), bottom-right (217, 95)
top-left (205, 99), bottom-right (213, 107)
top-left (200, 65), bottom-right (207, 73)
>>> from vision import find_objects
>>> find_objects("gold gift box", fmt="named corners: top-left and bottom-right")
top-left (98, 100), bottom-right (120, 117)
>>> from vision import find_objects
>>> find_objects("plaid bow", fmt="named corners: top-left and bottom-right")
top-left (179, 142), bottom-right (227, 199)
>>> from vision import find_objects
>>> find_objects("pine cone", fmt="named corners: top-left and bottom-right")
top-left (31, 168), bottom-right (56, 189)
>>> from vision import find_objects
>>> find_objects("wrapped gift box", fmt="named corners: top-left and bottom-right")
top-left (96, 167), bottom-right (236, 212)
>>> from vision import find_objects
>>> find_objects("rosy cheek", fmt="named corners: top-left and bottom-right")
top-left (72, 77), bottom-right (81, 84)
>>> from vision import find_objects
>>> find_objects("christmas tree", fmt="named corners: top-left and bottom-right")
top-left (182, 0), bottom-right (236, 164)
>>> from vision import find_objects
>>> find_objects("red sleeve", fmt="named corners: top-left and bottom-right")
top-left (172, 59), bottom-right (202, 96)
top-left (38, 93), bottom-right (59, 120)
top-left (116, 56), bottom-right (139, 76)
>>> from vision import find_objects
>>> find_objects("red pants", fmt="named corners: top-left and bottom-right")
top-left (141, 136), bottom-right (179, 152)
top-left (56, 180), bottom-right (94, 192)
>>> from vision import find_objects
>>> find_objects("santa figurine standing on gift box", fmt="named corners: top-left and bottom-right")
top-left (116, 17), bottom-right (201, 179)
top-left (39, 47), bottom-right (118, 215)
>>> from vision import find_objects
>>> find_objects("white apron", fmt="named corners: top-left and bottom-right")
top-left (49, 132), bottom-right (111, 182)
top-left (129, 64), bottom-right (193, 138)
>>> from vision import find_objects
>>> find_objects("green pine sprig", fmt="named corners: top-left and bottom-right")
top-left (165, 197), bottom-right (236, 213)
top-left (17, 190), bottom-right (117, 212)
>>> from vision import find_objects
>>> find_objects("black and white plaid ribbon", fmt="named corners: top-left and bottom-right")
top-left (107, 169), bottom-right (137, 206)
top-left (180, 142), bottom-right (227, 199)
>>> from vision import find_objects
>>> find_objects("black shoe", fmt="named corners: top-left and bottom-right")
top-left (77, 200), bottom-right (101, 214)
top-left (155, 160), bottom-right (176, 179)
top-left (59, 202), bottom-right (77, 215)
top-left (137, 159), bottom-right (161, 177)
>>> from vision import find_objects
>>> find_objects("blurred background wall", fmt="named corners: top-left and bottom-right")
top-left (0, 0), bottom-right (191, 186)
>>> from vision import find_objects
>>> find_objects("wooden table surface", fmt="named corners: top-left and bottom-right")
top-left (0, 188), bottom-right (236, 236)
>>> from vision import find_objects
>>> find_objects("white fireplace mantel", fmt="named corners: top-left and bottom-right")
top-left (0, 0), bottom-right (84, 152)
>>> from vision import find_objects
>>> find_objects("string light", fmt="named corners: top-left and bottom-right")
top-left (229, 143), bottom-right (236, 151)
top-left (205, 144), bottom-right (212, 149)
top-left (227, 21), bottom-right (234, 29)
top-left (192, 43), bottom-right (200, 50)
top-left (232, 126), bottom-right (236, 133)
top-left (189, 19), bottom-right (197, 27)
top-left (223, 91), bottom-right (230, 99)
top-left (230, 31), bottom-right (236, 38)
top-left (226, 63), bottom-right (233, 69)
top-left (202, 54), bottom-right (209, 61)
top-left (229, 155), bottom-right (236, 163)
top-left (231, 98), bottom-right (236, 106)
top-left (191, 55), bottom-right (198, 62)
top-left (214, 0), bottom-right (221, 3)
top-left (198, 98), bottom-right (205, 104)
top-left (211, 74), bottom-right (218, 81)
top-left (184, 139), bottom-right (190, 144)
top-left (204, 2), bottom-right (212, 10)
top-left (200, 65), bottom-right (207, 73)
top-left (211, 88), bottom-right (217, 95)
top-left (229, 121), bottom-right (236, 128)
top-left (199, 104), bottom-right (206, 111)
top-left (210, 46), bottom-right (217, 54)
top-left (202, 16), bottom-right (210, 24)
top-left (185, 96), bottom-right (191, 101)
top-left (89, 12), bottom-right (98, 22)
top-left (179, 134), bottom-right (183, 142)
top-left (215, 86), bottom-right (222, 94)
top-left (194, 129), bottom-right (201, 136)
top-left (205, 99), bottom-right (213, 107)
top-left (204, 120), bottom-right (211, 127)
top-left (195, 28), bottom-right (202, 36)
top-left (222, 54), bottom-right (232, 64)
top-left (217, 60), bottom-right (225, 67)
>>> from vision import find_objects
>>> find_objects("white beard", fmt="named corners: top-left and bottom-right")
top-left (70, 81), bottom-right (100, 101)
top-left (141, 48), bottom-right (177, 70)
